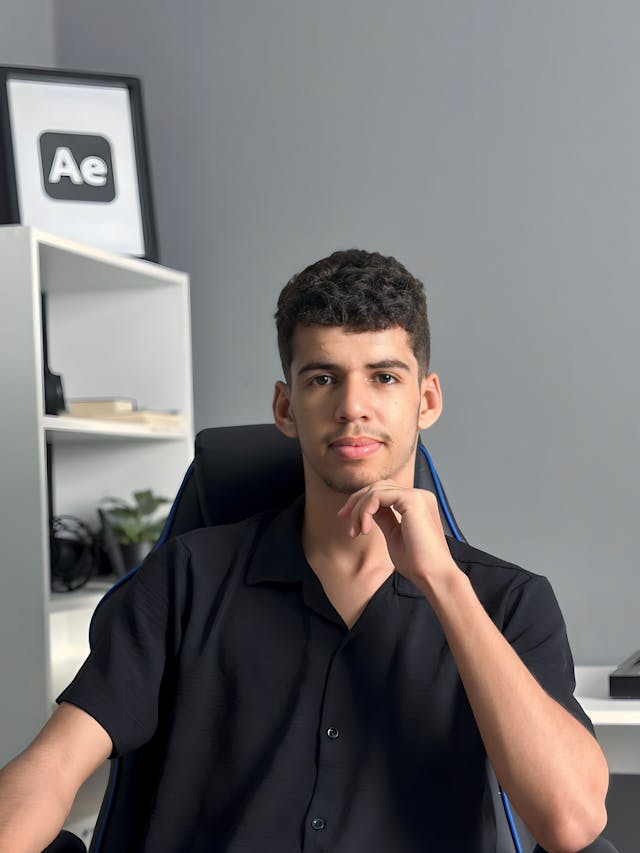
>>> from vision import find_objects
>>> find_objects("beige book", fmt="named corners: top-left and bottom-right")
top-left (67, 398), bottom-right (136, 417)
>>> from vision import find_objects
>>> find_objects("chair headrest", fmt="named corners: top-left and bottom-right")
top-left (195, 424), bottom-right (304, 526)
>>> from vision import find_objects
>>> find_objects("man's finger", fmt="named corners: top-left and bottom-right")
top-left (372, 505), bottom-right (399, 541)
top-left (351, 493), bottom-right (381, 536)
top-left (339, 483), bottom-right (403, 514)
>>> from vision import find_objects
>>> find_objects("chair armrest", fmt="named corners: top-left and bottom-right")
top-left (533, 836), bottom-right (618, 853)
top-left (41, 829), bottom-right (87, 853)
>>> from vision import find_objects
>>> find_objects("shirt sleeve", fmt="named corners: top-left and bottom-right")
top-left (56, 537), bottom-right (190, 757)
top-left (502, 573), bottom-right (594, 735)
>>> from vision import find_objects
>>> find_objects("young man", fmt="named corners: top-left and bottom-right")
top-left (0, 250), bottom-right (608, 853)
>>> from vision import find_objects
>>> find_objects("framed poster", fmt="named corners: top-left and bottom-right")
top-left (0, 65), bottom-right (158, 261)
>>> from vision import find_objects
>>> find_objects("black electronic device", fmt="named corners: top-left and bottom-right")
top-left (50, 515), bottom-right (98, 592)
top-left (609, 650), bottom-right (640, 698)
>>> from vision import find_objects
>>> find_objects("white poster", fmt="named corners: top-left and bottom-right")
top-left (1, 69), bottom-right (156, 259)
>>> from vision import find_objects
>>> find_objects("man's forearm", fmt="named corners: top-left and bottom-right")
top-left (0, 704), bottom-right (112, 853)
top-left (0, 750), bottom-right (73, 853)
top-left (420, 569), bottom-right (609, 853)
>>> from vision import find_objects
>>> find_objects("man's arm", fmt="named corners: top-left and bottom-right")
top-left (339, 482), bottom-right (609, 853)
top-left (0, 703), bottom-right (112, 853)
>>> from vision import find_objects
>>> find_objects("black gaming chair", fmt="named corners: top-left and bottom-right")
top-left (45, 425), bottom-right (617, 853)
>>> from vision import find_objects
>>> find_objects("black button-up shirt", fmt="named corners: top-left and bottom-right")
top-left (59, 497), bottom-right (592, 853)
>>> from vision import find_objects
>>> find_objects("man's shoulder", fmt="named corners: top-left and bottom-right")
top-left (446, 535), bottom-right (542, 587)
top-left (445, 537), bottom-right (560, 630)
top-left (171, 510), bottom-right (275, 554)
top-left (129, 510), bottom-right (280, 589)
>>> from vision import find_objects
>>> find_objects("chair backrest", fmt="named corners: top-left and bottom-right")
top-left (90, 424), bottom-right (527, 853)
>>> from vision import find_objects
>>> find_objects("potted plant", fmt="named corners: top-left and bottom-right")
top-left (100, 489), bottom-right (171, 572)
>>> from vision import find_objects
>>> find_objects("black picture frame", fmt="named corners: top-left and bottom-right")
top-left (0, 65), bottom-right (158, 262)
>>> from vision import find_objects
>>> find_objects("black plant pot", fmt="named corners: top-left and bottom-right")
top-left (120, 541), bottom-right (153, 572)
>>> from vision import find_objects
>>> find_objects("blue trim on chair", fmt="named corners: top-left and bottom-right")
top-left (418, 443), bottom-right (465, 542)
top-left (500, 789), bottom-right (524, 853)
top-left (90, 759), bottom-right (120, 853)
top-left (418, 443), bottom-right (523, 853)
top-left (155, 460), bottom-right (196, 548)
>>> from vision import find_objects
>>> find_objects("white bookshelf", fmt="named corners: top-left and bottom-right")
top-left (0, 225), bottom-right (194, 836)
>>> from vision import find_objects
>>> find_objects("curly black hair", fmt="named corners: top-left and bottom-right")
top-left (275, 248), bottom-right (430, 381)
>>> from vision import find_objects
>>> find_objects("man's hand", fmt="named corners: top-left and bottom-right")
top-left (337, 481), bottom-right (456, 595)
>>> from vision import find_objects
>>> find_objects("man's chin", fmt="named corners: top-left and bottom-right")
top-left (321, 474), bottom-right (376, 495)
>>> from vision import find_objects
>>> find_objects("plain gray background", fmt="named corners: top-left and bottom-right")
top-left (1, 2), bottom-right (638, 848)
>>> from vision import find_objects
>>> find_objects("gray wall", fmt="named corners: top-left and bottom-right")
top-left (53, 0), bottom-right (640, 670)
top-left (0, 0), bottom-right (54, 65)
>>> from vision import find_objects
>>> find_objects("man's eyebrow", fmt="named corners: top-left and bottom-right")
top-left (366, 359), bottom-right (411, 372)
top-left (296, 359), bottom-right (411, 377)
top-left (297, 361), bottom-right (336, 377)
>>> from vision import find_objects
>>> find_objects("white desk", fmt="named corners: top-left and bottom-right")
top-left (575, 666), bottom-right (640, 774)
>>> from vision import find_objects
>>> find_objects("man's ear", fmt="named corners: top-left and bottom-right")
top-left (273, 380), bottom-right (298, 438)
top-left (418, 372), bottom-right (443, 431)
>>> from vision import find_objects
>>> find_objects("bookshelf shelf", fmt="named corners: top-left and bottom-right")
top-left (44, 414), bottom-right (189, 442)
top-left (37, 228), bottom-right (185, 294)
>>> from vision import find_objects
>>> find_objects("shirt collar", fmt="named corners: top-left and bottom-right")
top-left (392, 572), bottom-right (424, 597)
top-left (245, 496), bottom-right (313, 586)
top-left (245, 494), bottom-right (457, 599)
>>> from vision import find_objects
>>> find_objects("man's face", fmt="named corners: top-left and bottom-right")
top-left (273, 325), bottom-right (442, 496)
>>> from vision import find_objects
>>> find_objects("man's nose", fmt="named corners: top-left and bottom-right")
top-left (334, 377), bottom-right (371, 421)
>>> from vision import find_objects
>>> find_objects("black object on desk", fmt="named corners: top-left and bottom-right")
top-left (609, 650), bottom-right (640, 698)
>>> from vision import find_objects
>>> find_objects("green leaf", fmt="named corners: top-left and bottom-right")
top-left (99, 489), bottom-right (170, 543)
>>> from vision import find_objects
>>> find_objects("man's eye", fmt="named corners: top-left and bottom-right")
top-left (376, 373), bottom-right (397, 384)
top-left (311, 375), bottom-right (333, 386)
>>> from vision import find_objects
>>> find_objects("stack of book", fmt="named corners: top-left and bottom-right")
top-left (65, 398), bottom-right (186, 432)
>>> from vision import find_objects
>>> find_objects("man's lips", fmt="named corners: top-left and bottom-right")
top-left (329, 438), bottom-right (383, 459)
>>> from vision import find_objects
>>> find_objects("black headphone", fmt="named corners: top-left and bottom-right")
top-left (50, 515), bottom-right (99, 592)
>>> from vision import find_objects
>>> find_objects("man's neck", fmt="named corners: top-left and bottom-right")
top-left (301, 486), bottom-right (394, 580)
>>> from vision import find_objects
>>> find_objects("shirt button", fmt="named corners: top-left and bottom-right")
top-left (326, 727), bottom-right (339, 739)
top-left (311, 817), bottom-right (326, 831)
